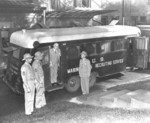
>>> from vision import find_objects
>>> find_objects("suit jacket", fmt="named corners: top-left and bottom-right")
top-left (21, 62), bottom-right (35, 90)
top-left (79, 58), bottom-right (92, 77)
top-left (49, 48), bottom-right (61, 66)
top-left (32, 60), bottom-right (44, 83)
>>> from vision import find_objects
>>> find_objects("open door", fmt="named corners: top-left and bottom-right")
top-left (135, 37), bottom-right (149, 69)
top-left (40, 47), bottom-right (51, 90)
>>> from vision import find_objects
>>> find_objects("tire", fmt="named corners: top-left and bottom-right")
top-left (65, 76), bottom-right (81, 92)
top-left (89, 72), bottom-right (97, 87)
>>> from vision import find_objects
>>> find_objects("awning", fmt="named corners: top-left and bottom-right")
top-left (46, 9), bottom-right (117, 19)
top-left (0, 0), bottom-right (45, 13)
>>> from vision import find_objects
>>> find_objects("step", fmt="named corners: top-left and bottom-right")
top-left (99, 90), bottom-right (130, 107)
top-left (114, 89), bottom-right (148, 109)
top-left (87, 90), bottom-right (116, 101)
top-left (126, 89), bottom-right (148, 96)
top-left (100, 90), bottom-right (130, 99)
top-left (77, 90), bottom-right (116, 106)
top-left (131, 91), bottom-right (150, 109)
top-left (46, 84), bottom-right (64, 92)
top-left (114, 95), bottom-right (131, 108)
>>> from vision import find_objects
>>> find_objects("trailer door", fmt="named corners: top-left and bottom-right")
top-left (40, 47), bottom-right (51, 90)
top-left (135, 37), bottom-right (149, 69)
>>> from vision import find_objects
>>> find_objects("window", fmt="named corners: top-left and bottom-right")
top-left (67, 45), bottom-right (80, 59)
top-left (13, 49), bottom-right (20, 59)
top-left (82, 0), bottom-right (90, 7)
top-left (101, 16), bottom-right (108, 25)
top-left (40, 48), bottom-right (50, 65)
top-left (131, 16), bottom-right (138, 25)
top-left (140, 16), bottom-right (146, 22)
top-left (84, 43), bottom-right (96, 56)
top-left (74, 0), bottom-right (90, 7)
top-left (101, 41), bottom-right (111, 54)
top-left (1, 30), bottom-right (9, 48)
top-left (113, 39), bottom-right (125, 51)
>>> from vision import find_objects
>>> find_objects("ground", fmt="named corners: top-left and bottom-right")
top-left (1, 71), bottom-right (150, 123)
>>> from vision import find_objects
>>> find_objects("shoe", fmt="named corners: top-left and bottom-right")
top-left (36, 105), bottom-right (42, 109)
top-left (25, 112), bottom-right (32, 115)
top-left (52, 83), bottom-right (57, 86)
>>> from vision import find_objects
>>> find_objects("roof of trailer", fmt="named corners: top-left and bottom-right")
top-left (10, 25), bottom-right (141, 48)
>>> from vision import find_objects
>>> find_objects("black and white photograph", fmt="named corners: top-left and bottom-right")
top-left (1, 0), bottom-right (150, 123)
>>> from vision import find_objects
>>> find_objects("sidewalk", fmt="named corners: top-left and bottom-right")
top-left (96, 70), bottom-right (150, 89)
top-left (69, 70), bottom-right (150, 109)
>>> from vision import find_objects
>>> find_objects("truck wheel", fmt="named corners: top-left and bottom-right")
top-left (65, 76), bottom-right (81, 92)
top-left (89, 72), bottom-right (97, 87)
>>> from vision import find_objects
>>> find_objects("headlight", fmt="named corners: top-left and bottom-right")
top-left (0, 62), bottom-right (7, 69)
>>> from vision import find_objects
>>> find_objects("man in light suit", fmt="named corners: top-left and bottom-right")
top-left (79, 51), bottom-right (92, 95)
top-left (49, 43), bottom-right (61, 86)
top-left (21, 53), bottom-right (35, 115)
top-left (32, 51), bottom-right (46, 109)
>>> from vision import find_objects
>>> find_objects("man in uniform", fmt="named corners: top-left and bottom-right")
top-left (21, 53), bottom-right (35, 115)
top-left (32, 51), bottom-right (46, 109)
top-left (79, 51), bottom-right (92, 95)
top-left (49, 43), bottom-right (61, 85)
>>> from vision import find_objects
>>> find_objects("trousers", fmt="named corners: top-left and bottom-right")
top-left (50, 64), bottom-right (58, 83)
top-left (35, 78), bottom-right (46, 108)
top-left (80, 77), bottom-right (90, 95)
top-left (24, 82), bottom-right (35, 115)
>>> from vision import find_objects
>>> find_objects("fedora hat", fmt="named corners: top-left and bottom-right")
top-left (22, 53), bottom-right (33, 61)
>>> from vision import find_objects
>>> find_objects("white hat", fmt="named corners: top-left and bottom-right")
top-left (22, 53), bottom-right (33, 61)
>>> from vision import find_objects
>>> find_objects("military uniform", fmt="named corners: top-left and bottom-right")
top-left (49, 46), bottom-right (61, 84)
top-left (21, 55), bottom-right (35, 115)
top-left (32, 53), bottom-right (46, 109)
top-left (79, 51), bottom-right (92, 95)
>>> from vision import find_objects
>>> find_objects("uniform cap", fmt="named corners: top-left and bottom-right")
top-left (34, 51), bottom-right (43, 59)
top-left (22, 53), bottom-right (33, 61)
top-left (81, 51), bottom-right (87, 56)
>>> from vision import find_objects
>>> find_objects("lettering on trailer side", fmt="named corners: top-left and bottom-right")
top-left (67, 58), bottom-right (124, 74)
top-left (95, 58), bottom-right (124, 68)
top-left (67, 67), bottom-right (79, 74)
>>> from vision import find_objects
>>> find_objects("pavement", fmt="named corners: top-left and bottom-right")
top-left (69, 69), bottom-right (150, 110)
top-left (96, 69), bottom-right (150, 89)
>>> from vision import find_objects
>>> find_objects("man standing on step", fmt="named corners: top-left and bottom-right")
top-left (21, 53), bottom-right (35, 115)
top-left (32, 51), bottom-right (46, 109)
top-left (49, 43), bottom-right (61, 86)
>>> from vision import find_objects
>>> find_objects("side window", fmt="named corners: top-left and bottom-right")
top-left (96, 42), bottom-right (101, 54)
top-left (101, 41), bottom-right (111, 54)
top-left (113, 39), bottom-right (125, 51)
top-left (66, 45), bottom-right (80, 60)
top-left (1, 30), bottom-right (9, 48)
top-left (40, 48), bottom-right (49, 65)
top-left (85, 43), bottom-right (96, 56)
top-left (13, 49), bottom-right (20, 59)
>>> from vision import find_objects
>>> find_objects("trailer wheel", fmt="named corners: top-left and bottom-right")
top-left (65, 76), bottom-right (81, 92)
top-left (89, 72), bottom-right (97, 87)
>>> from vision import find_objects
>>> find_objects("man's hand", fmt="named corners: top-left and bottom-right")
top-left (27, 88), bottom-right (31, 93)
